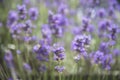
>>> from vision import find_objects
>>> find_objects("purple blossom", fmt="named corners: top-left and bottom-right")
top-left (28, 7), bottom-right (39, 20)
top-left (93, 51), bottom-right (104, 64)
top-left (55, 66), bottom-right (65, 73)
top-left (41, 24), bottom-right (52, 39)
top-left (53, 45), bottom-right (65, 61)
top-left (17, 4), bottom-right (27, 20)
top-left (7, 11), bottom-right (18, 26)
top-left (97, 8), bottom-right (106, 18)
top-left (33, 42), bottom-right (50, 61)
top-left (102, 54), bottom-right (114, 70)
top-left (72, 35), bottom-right (91, 52)
top-left (4, 51), bottom-right (13, 62)
top-left (23, 63), bottom-right (32, 72)
top-left (112, 49), bottom-right (120, 56)
top-left (99, 42), bottom-right (110, 54)
top-left (16, 50), bottom-right (21, 54)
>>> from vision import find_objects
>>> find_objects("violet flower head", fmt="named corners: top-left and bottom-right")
top-left (4, 50), bottom-right (13, 62)
top-left (72, 34), bottom-right (91, 58)
top-left (102, 54), bottom-right (114, 70)
top-left (52, 13), bottom-right (67, 26)
top-left (72, 35), bottom-right (90, 52)
top-left (16, 50), bottom-right (21, 54)
top-left (22, 20), bottom-right (33, 31)
top-left (55, 66), bottom-right (65, 73)
top-left (93, 51), bottom-right (104, 64)
top-left (28, 7), bottom-right (39, 20)
top-left (99, 42), bottom-right (110, 54)
top-left (98, 8), bottom-right (106, 18)
top-left (112, 49), bottom-right (120, 56)
top-left (58, 4), bottom-right (68, 15)
top-left (23, 63), bottom-right (32, 72)
top-left (53, 44), bottom-right (65, 61)
top-left (7, 11), bottom-right (18, 26)
top-left (41, 24), bottom-right (52, 39)
top-left (17, 4), bottom-right (27, 20)
top-left (33, 42), bottom-right (50, 61)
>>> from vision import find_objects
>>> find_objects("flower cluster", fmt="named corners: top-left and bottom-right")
top-left (52, 43), bottom-right (66, 72)
top-left (72, 34), bottom-right (91, 61)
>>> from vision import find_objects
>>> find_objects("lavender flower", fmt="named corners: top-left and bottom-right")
top-left (33, 41), bottom-right (50, 61)
top-left (102, 54), bottom-right (114, 70)
top-left (99, 42), bottom-right (110, 54)
top-left (97, 8), bottom-right (106, 18)
top-left (93, 51), bottom-right (104, 64)
top-left (23, 63), bottom-right (32, 72)
top-left (28, 7), bottom-right (38, 20)
top-left (16, 50), bottom-right (21, 54)
top-left (4, 50), bottom-right (13, 62)
top-left (53, 45), bottom-right (65, 61)
top-left (55, 66), bottom-right (65, 73)
top-left (17, 4), bottom-right (27, 20)
top-left (7, 11), bottom-right (18, 26)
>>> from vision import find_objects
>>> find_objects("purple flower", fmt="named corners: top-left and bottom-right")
top-left (16, 50), bottom-right (21, 54)
top-left (4, 50), bottom-right (13, 67)
top-left (41, 24), bottom-right (52, 39)
top-left (58, 4), bottom-right (68, 15)
top-left (23, 63), bottom-right (32, 72)
top-left (7, 11), bottom-right (18, 26)
top-left (99, 42), bottom-right (110, 54)
top-left (33, 42), bottom-right (50, 61)
top-left (72, 35), bottom-right (91, 52)
top-left (53, 45), bottom-right (65, 61)
top-left (28, 7), bottom-right (39, 20)
top-left (112, 49), bottom-right (120, 56)
top-left (93, 51), bottom-right (104, 64)
top-left (102, 54), bottom-right (114, 70)
top-left (97, 8), bottom-right (106, 18)
top-left (17, 4), bottom-right (27, 20)
top-left (4, 50), bottom-right (13, 62)
top-left (55, 66), bottom-right (65, 73)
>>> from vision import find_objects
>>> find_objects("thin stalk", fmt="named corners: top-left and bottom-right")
top-left (59, 73), bottom-right (61, 80)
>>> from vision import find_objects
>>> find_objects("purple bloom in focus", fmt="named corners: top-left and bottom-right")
top-left (33, 41), bottom-right (50, 61)
top-left (17, 4), bottom-right (27, 20)
top-left (28, 7), bottom-right (39, 20)
top-left (53, 44), bottom-right (65, 61)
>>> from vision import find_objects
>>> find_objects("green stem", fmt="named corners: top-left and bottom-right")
top-left (59, 73), bottom-right (61, 80)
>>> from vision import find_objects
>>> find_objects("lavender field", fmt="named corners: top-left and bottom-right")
top-left (0, 0), bottom-right (120, 80)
